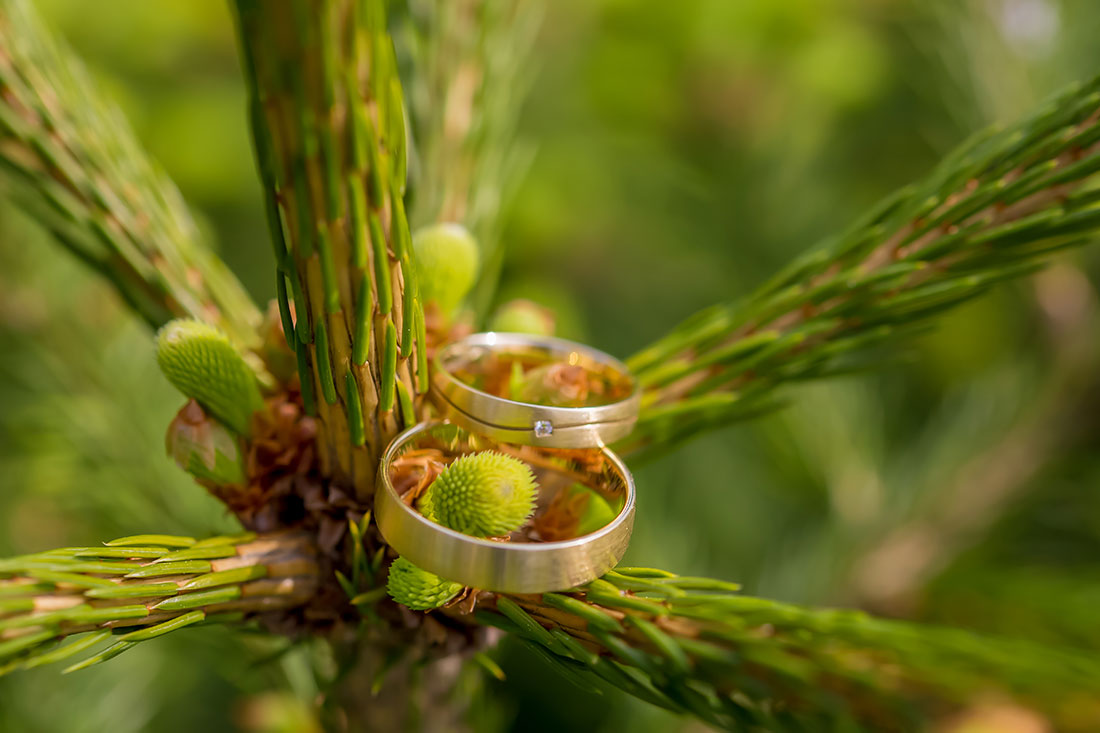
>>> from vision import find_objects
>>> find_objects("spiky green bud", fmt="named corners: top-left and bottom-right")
top-left (418, 451), bottom-right (538, 537)
top-left (412, 223), bottom-right (479, 316)
top-left (489, 299), bottom-right (556, 336)
top-left (386, 557), bottom-right (463, 611)
top-left (166, 400), bottom-right (246, 486)
top-left (156, 319), bottom-right (265, 435)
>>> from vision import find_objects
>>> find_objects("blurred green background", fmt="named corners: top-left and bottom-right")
top-left (3, 0), bottom-right (1100, 730)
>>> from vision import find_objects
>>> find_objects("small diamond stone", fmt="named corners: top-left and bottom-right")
top-left (534, 420), bottom-right (554, 438)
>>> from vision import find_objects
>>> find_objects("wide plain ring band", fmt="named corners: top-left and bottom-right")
top-left (374, 421), bottom-right (636, 593)
top-left (431, 332), bottom-right (641, 449)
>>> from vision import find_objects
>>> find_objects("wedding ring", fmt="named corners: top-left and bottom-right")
top-left (375, 421), bottom-right (636, 593)
top-left (431, 332), bottom-right (641, 449)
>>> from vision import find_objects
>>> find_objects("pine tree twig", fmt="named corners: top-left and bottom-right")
top-left (471, 569), bottom-right (1100, 732)
top-left (0, 531), bottom-right (320, 676)
top-left (232, 0), bottom-right (426, 495)
top-left (0, 0), bottom-right (262, 349)
top-left (622, 75), bottom-right (1100, 459)
top-left (400, 0), bottom-right (541, 318)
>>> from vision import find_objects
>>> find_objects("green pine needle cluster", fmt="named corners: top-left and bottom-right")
top-left (399, 0), bottom-right (540, 318)
top-left (0, 0), bottom-right (261, 346)
top-left (233, 0), bottom-right (427, 484)
top-left (624, 74), bottom-right (1100, 458)
top-left (0, 532), bottom-right (317, 676)
top-left (483, 569), bottom-right (1100, 731)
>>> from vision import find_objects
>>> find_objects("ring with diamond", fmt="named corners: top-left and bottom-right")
top-left (430, 332), bottom-right (641, 449)
top-left (375, 421), bottom-right (636, 593)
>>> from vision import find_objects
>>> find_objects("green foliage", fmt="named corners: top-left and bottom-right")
top-left (156, 319), bottom-right (264, 436)
top-left (481, 569), bottom-right (1100, 732)
top-left (386, 557), bottom-right (463, 611)
top-left (624, 72), bottom-right (1100, 458)
top-left (233, 0), bottom-right (427, 478)
top-left (399, 0), bottom-right (540, 319)
top-left (0, 0), bottom-right (261, 346)
top-left (0, 532), bottom-right (314, 676)
top-left (6, 1), bottom-right (1100, 731)
top-left (418, 451), bottom-right (538, 538)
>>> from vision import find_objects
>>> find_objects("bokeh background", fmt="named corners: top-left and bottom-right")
top-left (3, 0), bottom-right (1100, 730)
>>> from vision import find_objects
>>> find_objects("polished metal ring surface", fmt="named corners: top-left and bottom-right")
top-left (375, 421), bottom-right (636, 593)
top-left (431, 332), bottom-right (641, 449)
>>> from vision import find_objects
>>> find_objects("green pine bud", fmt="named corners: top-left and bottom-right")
top-left (386, 557), bottom-right (463, 611)
top-left (412, 223), bottom-right (479, 316)
top-left (166, 400), bottom-right (246, 486)
top-left (156, 319), bottom-right (265, 435)
top-left (489, 299), bottom-right (556, 337)
top-left (418, 451), bottom-right (538, 537)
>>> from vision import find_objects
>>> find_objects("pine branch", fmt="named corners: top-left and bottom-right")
top-left (622, 74), bottom-right (1100, 459)
top-left (0, 0), bottom-right (262, 348)
top-left (473, 569), bottom-right (1100, 732)
top-left (401, 0), bottom-right (541, 317)
top-left (0, 531), bottom-right (319, 676)
top-left (232, 0), bottom-right (426, 495)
